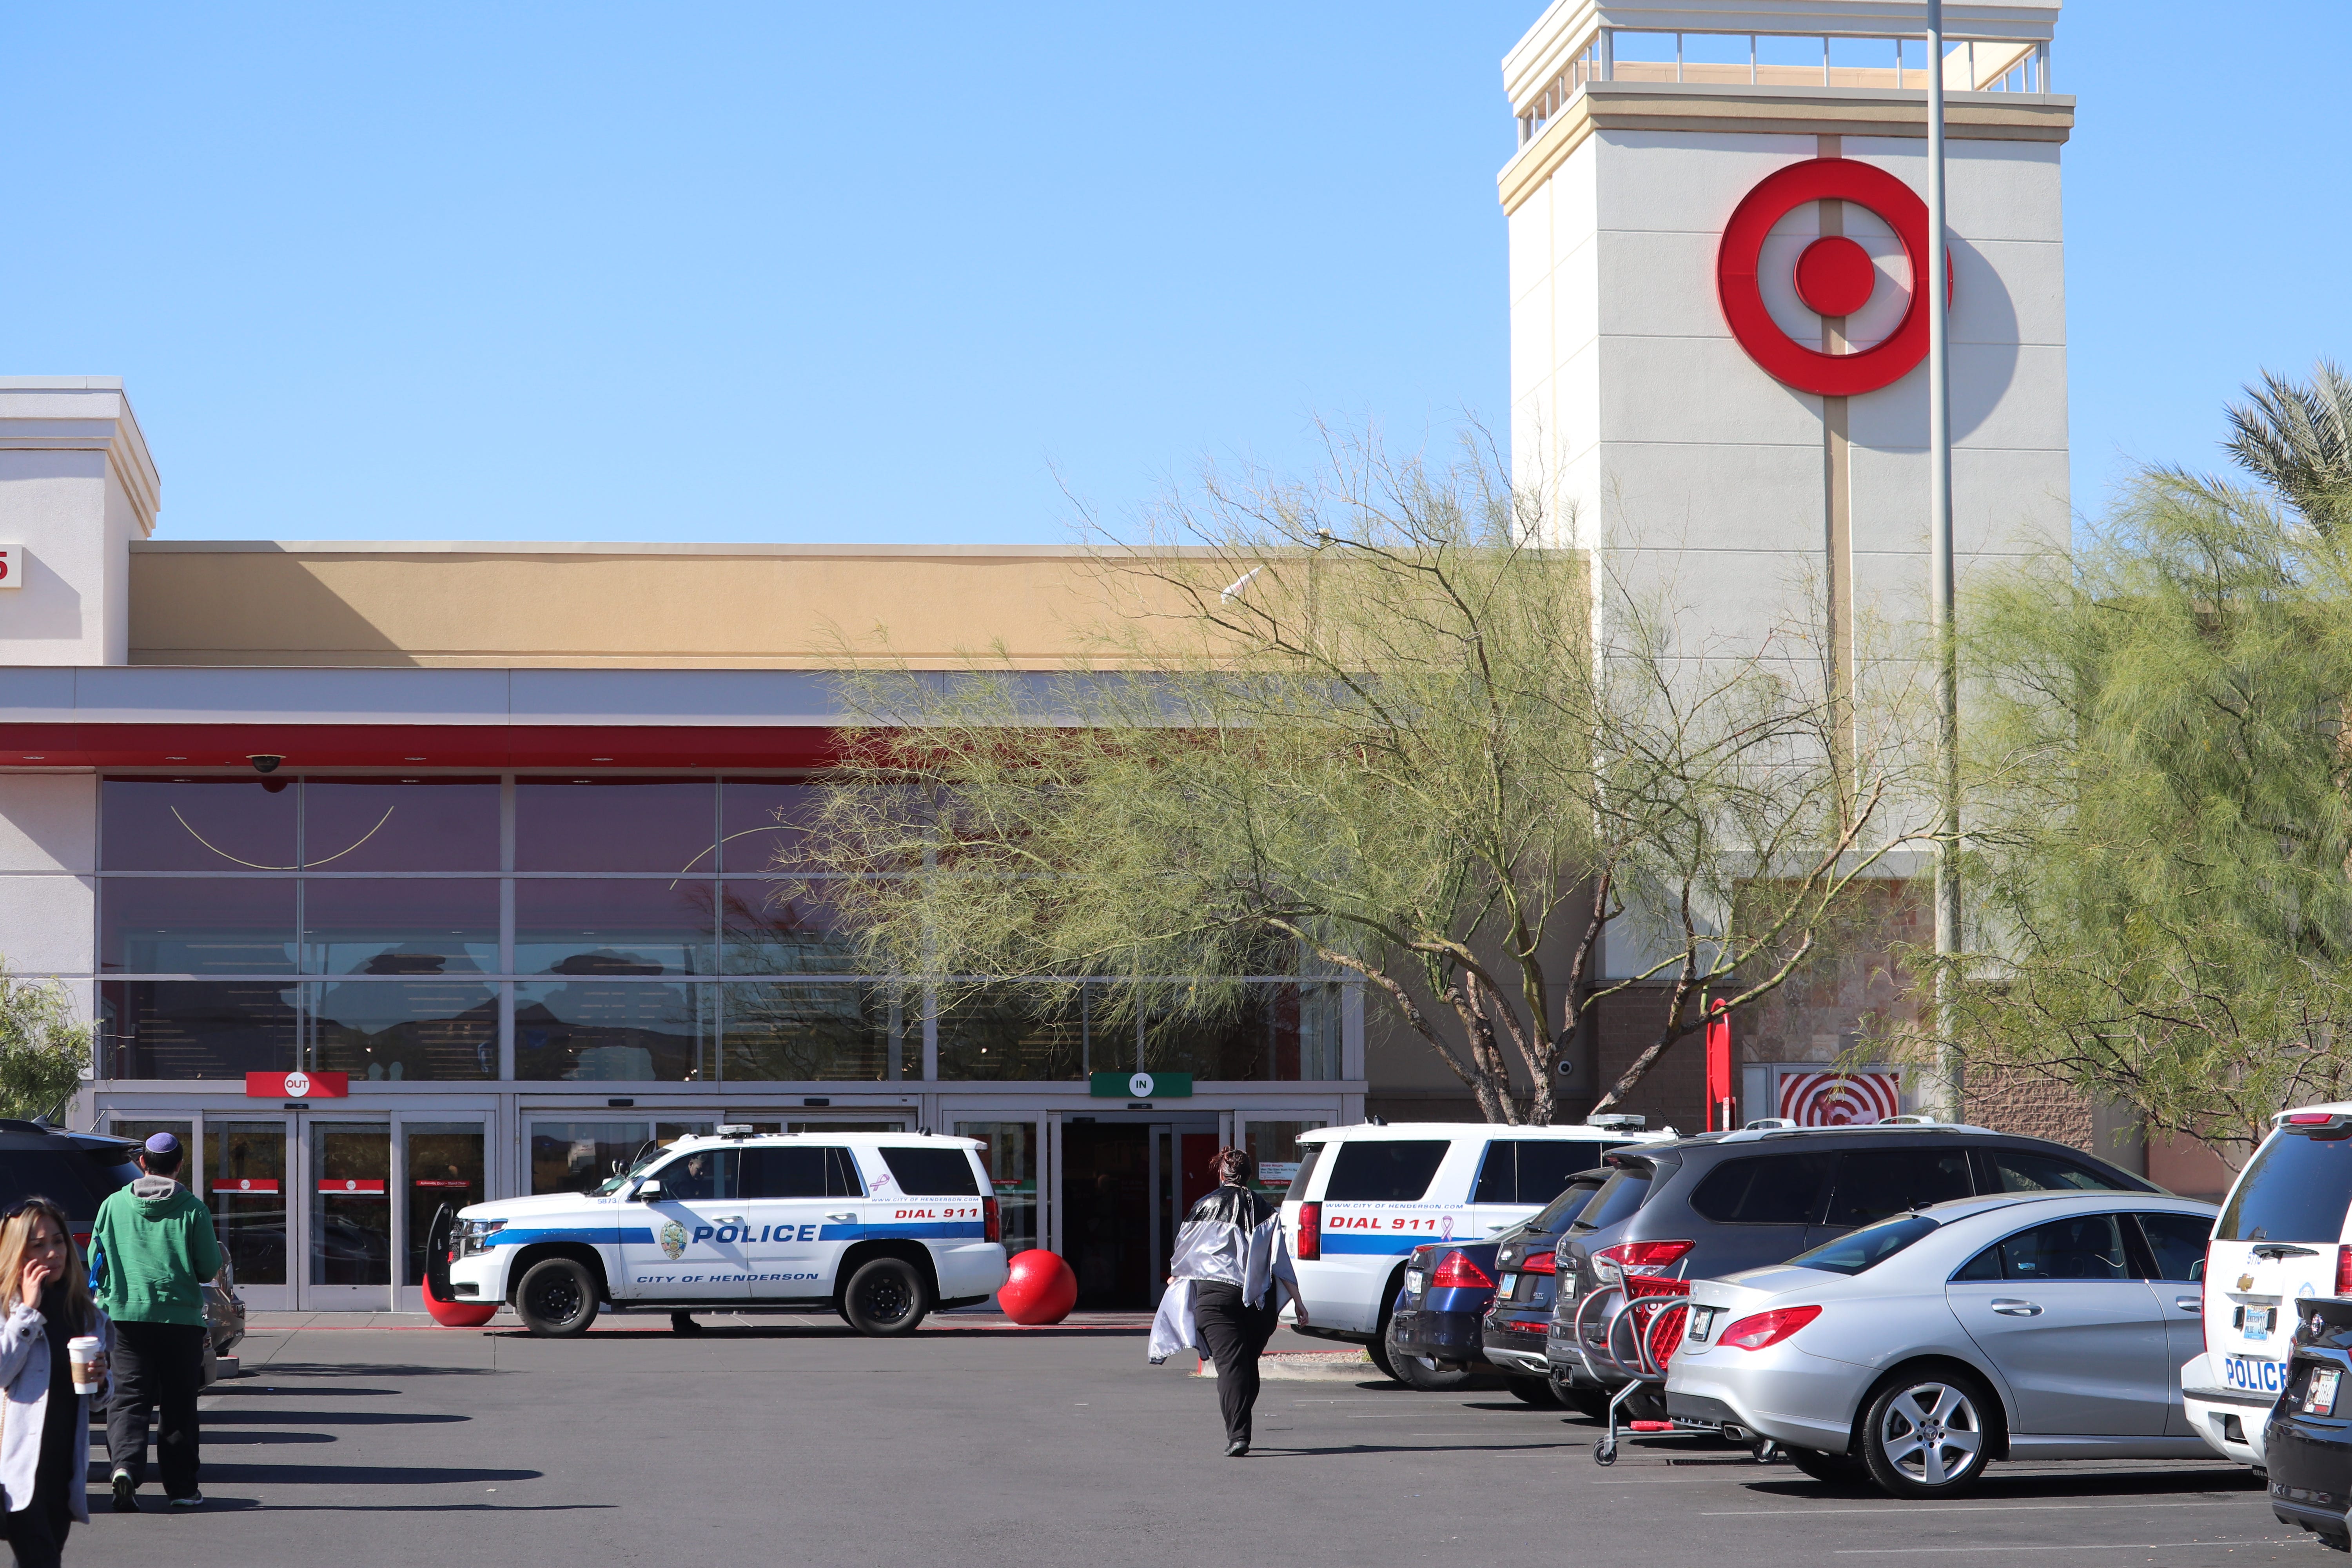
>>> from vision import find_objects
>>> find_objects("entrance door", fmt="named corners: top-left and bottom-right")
top-left (204, 1120), bottom-right (293, 1310)
top-left (1061, 1123), bottom-right (1152, 1309)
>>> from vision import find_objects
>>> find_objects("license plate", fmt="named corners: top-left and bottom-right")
top-left (2247, 1306), bottom-right (2278, 1341)
top-left (1688, 1307), bottom-right (1717, 1343)
top-left (1405, 1270), bottom-right (1423, 1297)
top-left (2223, 1354), bottom-right (2286, 1395)
top-left (2308, 1368), bottom-right (2342, 1416)
top-left (1498, 1273), bottom-right (1518, 1298)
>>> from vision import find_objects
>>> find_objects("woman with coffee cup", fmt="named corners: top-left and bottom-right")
top-left (0, 1197), bottom-right (109, 1566)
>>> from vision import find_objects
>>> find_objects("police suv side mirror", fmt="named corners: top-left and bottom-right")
top-left (634, 1180), bottom-right (662, 1201)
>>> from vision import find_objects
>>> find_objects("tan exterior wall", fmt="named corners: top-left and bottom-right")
top-left (126, 543), bottom-right (1209, 669)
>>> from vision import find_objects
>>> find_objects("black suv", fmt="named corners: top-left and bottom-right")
top-left (1546, 1122), bottom-right (2160, 1416)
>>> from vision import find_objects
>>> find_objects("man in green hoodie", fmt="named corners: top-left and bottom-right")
top-left (91, 1132), bottom-right (223, 1513)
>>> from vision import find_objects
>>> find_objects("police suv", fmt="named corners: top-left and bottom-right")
top-left (1279, 1118), bottom-right (1676, 1379)
top-left (448, 1129), bottom-right (1010, 1337)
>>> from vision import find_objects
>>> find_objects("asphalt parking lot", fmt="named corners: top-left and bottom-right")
top-left (71, 1314), bottom-right (2297, 1567)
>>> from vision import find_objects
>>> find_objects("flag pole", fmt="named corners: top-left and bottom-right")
top-left (1926, 0), bottom-right (1962, 1122)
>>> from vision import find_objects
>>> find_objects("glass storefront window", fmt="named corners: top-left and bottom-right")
top-left (720, 983), bottom-right (903, 1080)
top-left (718, 884), bottom-right (859, 974)
top-left (513, 981), bottom-right (711, 1081)
top-left (101, 878), bottom-right (296, 974)
top-left (515, 879), bottom-right (715, 976)
top-left (1144, 983), bottom-right (1343, 1081)
top-left (937, 987), bottom-right (1090, 1080)
top-left (102, 778), bottom-right (296, 871)
top-left (719, 781), bottom-right (820, 873)
top-left (301, 879), bottom-right (499, 975)
top-left (1243, 1121), bottom-right (1327, 1198)
top-left (404, 1122), bottom-right (485, 1286)
top-left (313, 1123), bottom-right (392, 1286)
top-left (514, 779), bottom-right (715, 873)
top-left (102, 981), bottom-right (298, 1079)
top-left (108, 1120), bottom-right (192, 1171)
top-left (304, 778), bottom-right (499, 871)
top-left (956, 1121), bottom-right (1038, 1254)
top-left (311, 980), bottom-right (499, 1081)
top-left (204, 1121), bottom-right (288, 1285)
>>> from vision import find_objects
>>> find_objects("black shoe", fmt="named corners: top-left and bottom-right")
top-left (111, 1470), bottom-right (137, 1513)
top-left (671, 1313), bottom-right (702, 1336)
top-left (1224, 1440), bottom-right (1249, 1457)
top-left (168, 1491), bottom-right (203, 1510)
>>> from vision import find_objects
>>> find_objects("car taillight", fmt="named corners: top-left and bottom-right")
top-left (2337, 1244), bottom-right (2350, 1296)
top-left (983, 1196), bottom-right (1000, 1244)
top-left (1593, 1240), bottom-right (1695, 1284)
top-left (1296, 1202), bottom-right (1321, 1261)
top-left (1719, 1305), bottom-right (1821, 1351)
top-left (1521, 1252), bottom-right (1557, 1275)
top-left (1430, 1250), bottom-right (1495, 1290)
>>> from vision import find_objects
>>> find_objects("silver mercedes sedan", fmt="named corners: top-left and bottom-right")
top-left (1664, 1189), bottom-right (2219, 1499)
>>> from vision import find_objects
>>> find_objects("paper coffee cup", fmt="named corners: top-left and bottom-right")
top-left (67, 1336), bottom-right (101, 1395)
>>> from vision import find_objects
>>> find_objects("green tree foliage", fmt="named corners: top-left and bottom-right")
top-left (796, 436), bottom-right (1922, 1123)
top-left (2229, 359), bottom-right (2352, 535)
top-left (0, 965), bottom-right (91, 1123)
top-left (1928, 468), bottom-right (2352, 1141)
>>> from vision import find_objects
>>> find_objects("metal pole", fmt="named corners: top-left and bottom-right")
top-left (1926, 0), bottom-right (1962, 1122)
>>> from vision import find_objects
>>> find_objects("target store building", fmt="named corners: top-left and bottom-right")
top-left (0, 0), bottom-right (2174, 1312)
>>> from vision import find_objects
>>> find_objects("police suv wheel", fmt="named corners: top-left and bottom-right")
top-left (1860, 1371), bottom-right (1993, 1499)
top-left (515, 1257), bottom-right (600, 1337)
top-left (841, 1257), bottom-right (930, 1337)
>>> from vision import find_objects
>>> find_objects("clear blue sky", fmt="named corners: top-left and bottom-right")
top-left (1, 3), bottom-right (2341, 544)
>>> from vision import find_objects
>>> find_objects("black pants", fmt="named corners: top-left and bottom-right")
top-left (1, 1504), bottom-right (67, 1568)
top-left (1193, 1282), bottom-right (1280, 1446)
top-left (106, 1321), bottom-right (207, 1499)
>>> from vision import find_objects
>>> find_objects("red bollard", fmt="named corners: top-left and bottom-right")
top-left (997, 1249), bottom-right (1078, 1325)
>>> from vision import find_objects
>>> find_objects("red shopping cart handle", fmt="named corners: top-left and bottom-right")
top-left (1630, 1421), bottom-right (1673, 1432)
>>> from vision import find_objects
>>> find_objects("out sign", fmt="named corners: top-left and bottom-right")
top-left (0, 543), bottom-right (21, 589)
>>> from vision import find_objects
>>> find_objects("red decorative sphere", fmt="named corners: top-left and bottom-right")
top-left (998, 1249), bottom-right (1078, 1325)
top-left (422, 1266), bottom-right (499, 1328)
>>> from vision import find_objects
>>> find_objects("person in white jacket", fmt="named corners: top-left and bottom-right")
top-left (1149, 1148), bottom-right (1306, 1457)
top-left (0, 1197), bottom-right (111, 1566)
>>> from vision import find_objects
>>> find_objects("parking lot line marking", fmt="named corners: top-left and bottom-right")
top-left (1704, 1501), bottom-right (2247, 1517)
top-left (1832, 1539), bottom-right (2286, 1555)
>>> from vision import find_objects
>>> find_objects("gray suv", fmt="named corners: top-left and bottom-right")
top-left (1547, 1120), bottom-right (2160, 1418)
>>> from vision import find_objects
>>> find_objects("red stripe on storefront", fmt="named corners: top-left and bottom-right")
top-left (214, 1180), bottom-right (280, 1193)
top-left (411, 1180), bottom-right (473, 1189)
top-left (318, 1180), bottom-right (388, 1194)
top-left (0, 723), bottom-right (842, 771)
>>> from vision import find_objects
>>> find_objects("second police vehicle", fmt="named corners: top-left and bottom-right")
top-left (448, 1129), bottom-right (1010, 1336)
top-left (1280, 1117), bottom-right (1677, 1380)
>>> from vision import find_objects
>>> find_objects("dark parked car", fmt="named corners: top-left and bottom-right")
top-left (0, 1122), bottom-right (245, 1376)
top-left (1483, 1169), bottom-right (1612, 1412)
top-left (1391, 1169), bottom-right (1615, 1403)
top-left (2272, 1296), bottom-right (2352, 1551)
top-left (1548, 1121), bottom-right (2160, 1420)
top-left (1389, 1239), bottom-right (1500, 1389)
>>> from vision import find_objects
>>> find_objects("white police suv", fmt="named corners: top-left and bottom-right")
top-left (1280, 1117), bottom-right (1676, 1377)
top-left (448, 1129), bottom-right (1010, 1336)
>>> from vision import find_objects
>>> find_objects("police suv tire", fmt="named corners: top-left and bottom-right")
top-left (515, 1257), bottom-right (600, 1337)
top-left (1786, 1446), bottom-right (1865, 1485)
top-left (841, 1257), bottom-right (931, 1337)
top-left (1508, 1376), bottom-right (1564, 1408)
top-left (1384, 1309), bottom-right (1473, 1392)
top-left (1859, 1368), bottom-right (1994, 1499)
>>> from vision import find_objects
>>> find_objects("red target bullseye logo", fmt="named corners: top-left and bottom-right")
top-left (1777, 1070), bottom-right (1904, 1127)
top-left (1717, 158), bottom-right (1942, 397)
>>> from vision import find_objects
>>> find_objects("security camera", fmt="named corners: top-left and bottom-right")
top-left (247, 754), bottom-right (283, 774)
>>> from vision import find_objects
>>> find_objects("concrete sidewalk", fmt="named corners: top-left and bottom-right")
top-left (240, 1306), bottom-right (1159, 1333)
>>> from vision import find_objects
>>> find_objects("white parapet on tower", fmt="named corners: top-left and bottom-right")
top-left (0, 378), bottom-right (160, 667)
top-left (1500, 0), bottom-right (2069, 680)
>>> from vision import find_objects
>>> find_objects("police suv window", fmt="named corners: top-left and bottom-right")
top-left (1473, 1140), bottom-right (1610, 1205)
top-left (2217, 1128), bottom-right (2352, 1243)
top-left (1289, 1144), bottom-right (1323, 1200)
top-left (1322, 1141), bottom-right (1450, 1203)
top-left (653, 1149), bottom-right (735, 1201)
top-left (880, 1147), bottom-right (980, 1196)
top-left (741, 1147), bottom-right (828, 1200)
top-left (1690, 1152), bottom-right (1836, 1225)
top-left (827, 1147), bottom-right (865, 1198)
